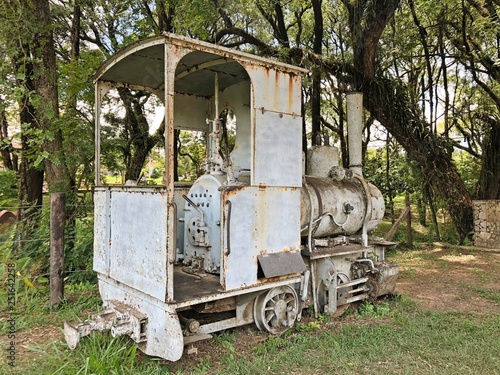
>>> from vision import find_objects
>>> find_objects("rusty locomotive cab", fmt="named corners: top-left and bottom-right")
top-left (64, 33), bottom-right (398, 361)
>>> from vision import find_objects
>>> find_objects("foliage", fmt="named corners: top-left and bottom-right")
top-left (454, 150), bottom-right (482, 196)
top-left (364, 145), bottom-right (417, 195)
top-left (177, 130), bottom-right (206, 181)
top-left (1, 0), bottom-right (499, 349)
top-left (357, 301), bottom-right (391, 318)
top-left (0, 169), bottom-right (18, 208)
top-left (64, 204), bottom-right (95, 283)
top-left (3, 0), bottom-right (498, 243)
top-left (0, 199), bottom-right (95, 293)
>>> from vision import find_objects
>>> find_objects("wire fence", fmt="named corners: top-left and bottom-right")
top-left (1, 201), bottom-right (96, 284)
top-left (0, 202), bottom-right (94, 246)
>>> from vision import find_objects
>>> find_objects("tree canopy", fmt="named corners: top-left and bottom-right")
top-left (1, 0), bottom-right (499, 243)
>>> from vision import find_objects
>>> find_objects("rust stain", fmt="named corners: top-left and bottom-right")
top-left (288, 75), bottom-right (294, 112)
top-left (255, 274), bottom-right (300, 284)
top-left (273, 71), bottom-right (280, 110)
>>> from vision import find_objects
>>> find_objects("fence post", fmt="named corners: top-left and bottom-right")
top-left (50, 192), bottom-right (65, 307)
top-left (406, 194), bottom-right (413, 248)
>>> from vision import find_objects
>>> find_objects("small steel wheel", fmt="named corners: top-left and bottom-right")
top-left (317, 273), bottom-right (351, 317)
top-left (253, 285), bottom-right (299, 335)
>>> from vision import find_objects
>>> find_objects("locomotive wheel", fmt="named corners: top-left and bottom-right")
top-left (253, 285), bottom-right (299, 335)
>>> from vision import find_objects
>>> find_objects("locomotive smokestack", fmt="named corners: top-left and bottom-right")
top-left (346, 92), bottom-right (363, 176)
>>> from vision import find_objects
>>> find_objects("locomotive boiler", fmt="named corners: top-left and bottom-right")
top-left (64, 34), bottom-right (398, 361)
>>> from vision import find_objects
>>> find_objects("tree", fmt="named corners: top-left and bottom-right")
top-left (2, 0), bottom-right (498, 245)
top-left (0, 105), bottom-right (17, 171)
top-left (28, 0), bottom-right (70, 194)
top-left (205, 0), bottom-right (482, 242)
top-left (0, 1), bottom-right (45, 211)
top-left (340, 0), bottom-right (473, 241)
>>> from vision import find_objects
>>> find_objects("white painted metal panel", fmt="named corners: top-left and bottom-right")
top-left (108, 187), bottom-right (168, 300)
top-left (222, 188), bottom-right (256, 290)
top-left (98, 277), bottom-right (183, 361)
top-left (245, 66), bottom-right (302, 115)
top-left (222, 187), bottom-right (301, 291)
top-left (93, 188), bottom-right (111, 275)
top-left (252, 111), bottom-right (302, 187)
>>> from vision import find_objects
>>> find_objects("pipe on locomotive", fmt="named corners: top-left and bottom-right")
top-left (346, 93), bottom-right (364, 177)
top-left (347, 93), bottom-right (370, 247)
top-left (300, 92), bottom-right (382, 248)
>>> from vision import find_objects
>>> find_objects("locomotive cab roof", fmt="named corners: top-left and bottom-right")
top-left (94, 33), bottom-right (308, 96)
top-left (94, 33), bottom-right (308, 188)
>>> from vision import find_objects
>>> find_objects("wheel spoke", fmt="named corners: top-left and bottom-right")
top-left (266, 312), bottom-right (275, 323)
top-left (254, 286), bottom-right (299, 334)
top-left (284, 295), bottom-right (294, 304)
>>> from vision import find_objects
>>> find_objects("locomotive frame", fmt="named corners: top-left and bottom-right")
top-left (64, 33), bottom-right (398, 361)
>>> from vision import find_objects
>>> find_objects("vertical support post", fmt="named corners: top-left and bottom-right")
top-left (164, 43), bottom-right (181, 302)
top-left (50, 192), bottom-right (66, 307)
top-left (95, 83), bottom-right (101, 185)
top-left (94, 82), bottom-right (111, 185)
top-left (406, 194), bottom-right (413, 248)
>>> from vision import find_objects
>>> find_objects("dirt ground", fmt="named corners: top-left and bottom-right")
top-left (393, 243), bottom-right (500, 314)
top-left (6, 243), bottom-right (500, 371)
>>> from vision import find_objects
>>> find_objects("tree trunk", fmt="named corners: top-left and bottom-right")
top-left (362, 78), bottom-right (472, 241)
top-left (424, 182), bottom-right (440, 240)
top-left (477, 120), bottom-right (500, 199)
top-left (0, 108), bottom-right (17, 171)
top-left (118, 88), bottom-right (164, 182)
top-left (30, 0), bottom-right (70, 194)
top-left (311, 0), bottom-right (323, 145)
top-left (385, 137), bottom-right (395, 222)
top-left (14, 54), bottom-right (44, 211)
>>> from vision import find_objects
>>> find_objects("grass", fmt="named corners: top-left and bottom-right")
top-left (2, 279), bottom-right (499, 374)
top-left (2, 206), bottom-right (498, 374)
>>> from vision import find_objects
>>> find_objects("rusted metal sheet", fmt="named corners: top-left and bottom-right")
top-left (93, 188), bottom-right (111, 275)
top-left (257, 252), bottom-right (306, 278)
top-left (94, 37), bottom-right (166, 89)
top-left (98, 276), bottom-right (184, 361)
top-left (245, 66), bottom-right (303, 115)
top-left (0, 210), bottom-right (17, 233)
top-left (218, 81), bottom-right (252, 175)
top-left (252, 110), bottom-right (302, 187)
top-left (173, 185), bottom-right (191, 261)
top-left (222, 186), bottom-right (301, 291)
top-left (300, 176), bottom-right (385, 237)
top-left (172, 270), bottom-right (302, 310)
top-left (306, 145), bottom-right (340, 177)
top-left (106, 187), bottom-right (168, 301)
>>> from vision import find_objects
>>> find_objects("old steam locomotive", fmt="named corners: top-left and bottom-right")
top-left (64, 34), bottom-right (398, 361)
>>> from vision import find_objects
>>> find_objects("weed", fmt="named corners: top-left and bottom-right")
top-left (191, 355), bottom-right (212, 374)
top-left (358, 301), bottom-right (391, 318)
top-left (317, 313), bottom-right (330, 323)
top-left (253, 334), bottom-right (291, 356)
top-left (295, 321), bottom-right (321, 332)
top-left (213, 329), bottom-right (236, 344)
top-left (402, 267), bottom-right (417, 278)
